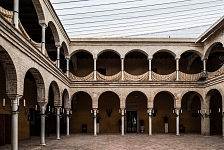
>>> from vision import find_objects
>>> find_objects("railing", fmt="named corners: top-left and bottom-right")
top-left (124, 71), bottom-right (148, 81)
top-left (70, 72), bottom-right (94, 81)
top-left (207, 65), bottom-right (224, 79)
top-left (179, 71), bottom-right (201, 81)
top-left (97, 71), bottom-right (121, 81)
top-left (152, 72), bottom-right (176, 81)
top-left (0, 6), bottom-right (42, 51)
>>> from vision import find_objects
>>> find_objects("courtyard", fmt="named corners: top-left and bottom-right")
top-left (1, 134), bottom-right (224, 150)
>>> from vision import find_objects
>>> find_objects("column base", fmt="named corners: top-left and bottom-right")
top-left (148, 134), bottom-right (152, 136)
top-left (66, 134), bottom-right (70, 136)
top-left (176, 134), bottom-right (180, 136)
top-left (40, 143), bottom-right (46, 146)
top-left (56, 138), bottom-right (61, 140)
top-left (94, 134), bottom-right (97, 136)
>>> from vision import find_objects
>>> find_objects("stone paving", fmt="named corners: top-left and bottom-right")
top-left (1, 133), bottom-right (224, 150)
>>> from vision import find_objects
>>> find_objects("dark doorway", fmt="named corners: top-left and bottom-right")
top-left (127, 111), bottom-right (137, 133)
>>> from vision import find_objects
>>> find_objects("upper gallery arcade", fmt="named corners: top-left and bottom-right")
top-left (0, 0), bottom-right (224, 150)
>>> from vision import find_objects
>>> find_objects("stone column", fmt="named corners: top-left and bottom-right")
top-left (93, 58), bottom-right (97, 81)
top-left (56, 107), bottom-right (61, 140)
top-left (203, 59), bottom-right (207, 73)
top-left (66, 57), bottom-right (70, 77)
top-left (93, 109), bottom-right (97, 136)
top-left (176, 58), bottom-right (180, 81)
top-left (175, 108), bottom-right (180, 135)
top-left (41, 24), bottom-right (47, 54)
top-left (121, 58), bottom-right (124, 81)
top-left (121, 109), bottom-right (125, 136)
top-left (39, 102), bottom-right (47, 145)
top-left (13, 0), bottom-right (19, 29)
top-left (56, 46), bottom-right (61, 68)
top-left (11, 98), bottom-right (19, 150)
top-left (148, 58), bottom-right (152, 80)
top-left (66, 109), bottom-right (70, 136)
top-left (148, 108), bottom-right (152, 135)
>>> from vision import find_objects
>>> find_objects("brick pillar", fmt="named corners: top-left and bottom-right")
top-left (201, 98), bottom-right (210, 136)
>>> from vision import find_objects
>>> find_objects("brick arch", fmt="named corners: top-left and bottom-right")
top-left (62, 89), bottom-right (70, 109)
top-left (180, 91), bottom-right (203, 111)
top-left (97, 49), bottom-right (121, 58)
top-left (98, 91), bottom-right (121, 106)
top-left (70, 49), bottom-right (93, 58)
top-left (125, 90), bottom-right (148, 107)
top-left (0, 46), bottom-right (18, 98)
top-left (49, 81), bottom-right (61, 106)
top-left (48, 21), bottom-right (60, 44)
top-left (32, 0), bottom-right (45, 22)
top-left (152, 91), bottom-right (176, 108)
top-left (61, 41), bottom-right (69, 57)
top-left (70, 91), bottom-right (93, 110)
top-left (25, 68), bottom-right (45, 102)
top-left (203, 42), bottom-right (223, 59)
top-left (152, 49), bottom-right (176, 58)
top-left (124, 49), bottom-right (148, 58)
top-left (180, 50), bottom-right (203, 58)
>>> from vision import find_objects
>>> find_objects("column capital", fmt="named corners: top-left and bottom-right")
top-left (39, 20), bottom-right (48, 28)
top-left (120, 57), bottom-right (124, 60)
top-left (38, 102), bottom-right (47, 107)
top-left (55, 43), bottom-right (61, 48)
top-left (93, 57), bottom-right (97, 60)
top-left (202, 58), bottom-right (208, 61)
top-left (175, 57), bottom-right (180, 60)
top-left (147, 57), bottom-right (153, 60)
top-left (65, 56), bottom-right (70, 60)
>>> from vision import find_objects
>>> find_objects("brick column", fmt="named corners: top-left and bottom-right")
top-left (201, 99), bottom-right (210, 136)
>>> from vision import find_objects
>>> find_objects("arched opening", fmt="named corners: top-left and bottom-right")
top-left (98, 91), bottom-right (120, 133)
top-left (45, 81), bottom-right (60, 135)
top-left (0, 46), bottom-right (17, 145)
top-left (207, 89), bottom-right (222, 135)
top-left (0, 0), bottom-right (42, 42)
top-left (179, 51), bottom-right (202, 74)
top-left (152, 51), bottom-right (175, 75)
top-left (180, 91), bottom-right (201, 133)
top-left (70, 51), bottom-right (93, 77)
top-left (125, 91), bottom-right (148, 133)
top-left (124, 51), bottom-right (148, 75)
top-left (207, 43), bottom-right (224, 72)
top-left (97, 50), bottom-right (120, 76)
top-left (70, 92), bottom-right (92, 133)
top-left (153, 91), bottom-right (175, 133)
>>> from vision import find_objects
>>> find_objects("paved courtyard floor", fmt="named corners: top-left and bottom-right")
top-left (1, 133), bottom-right (224, 150)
